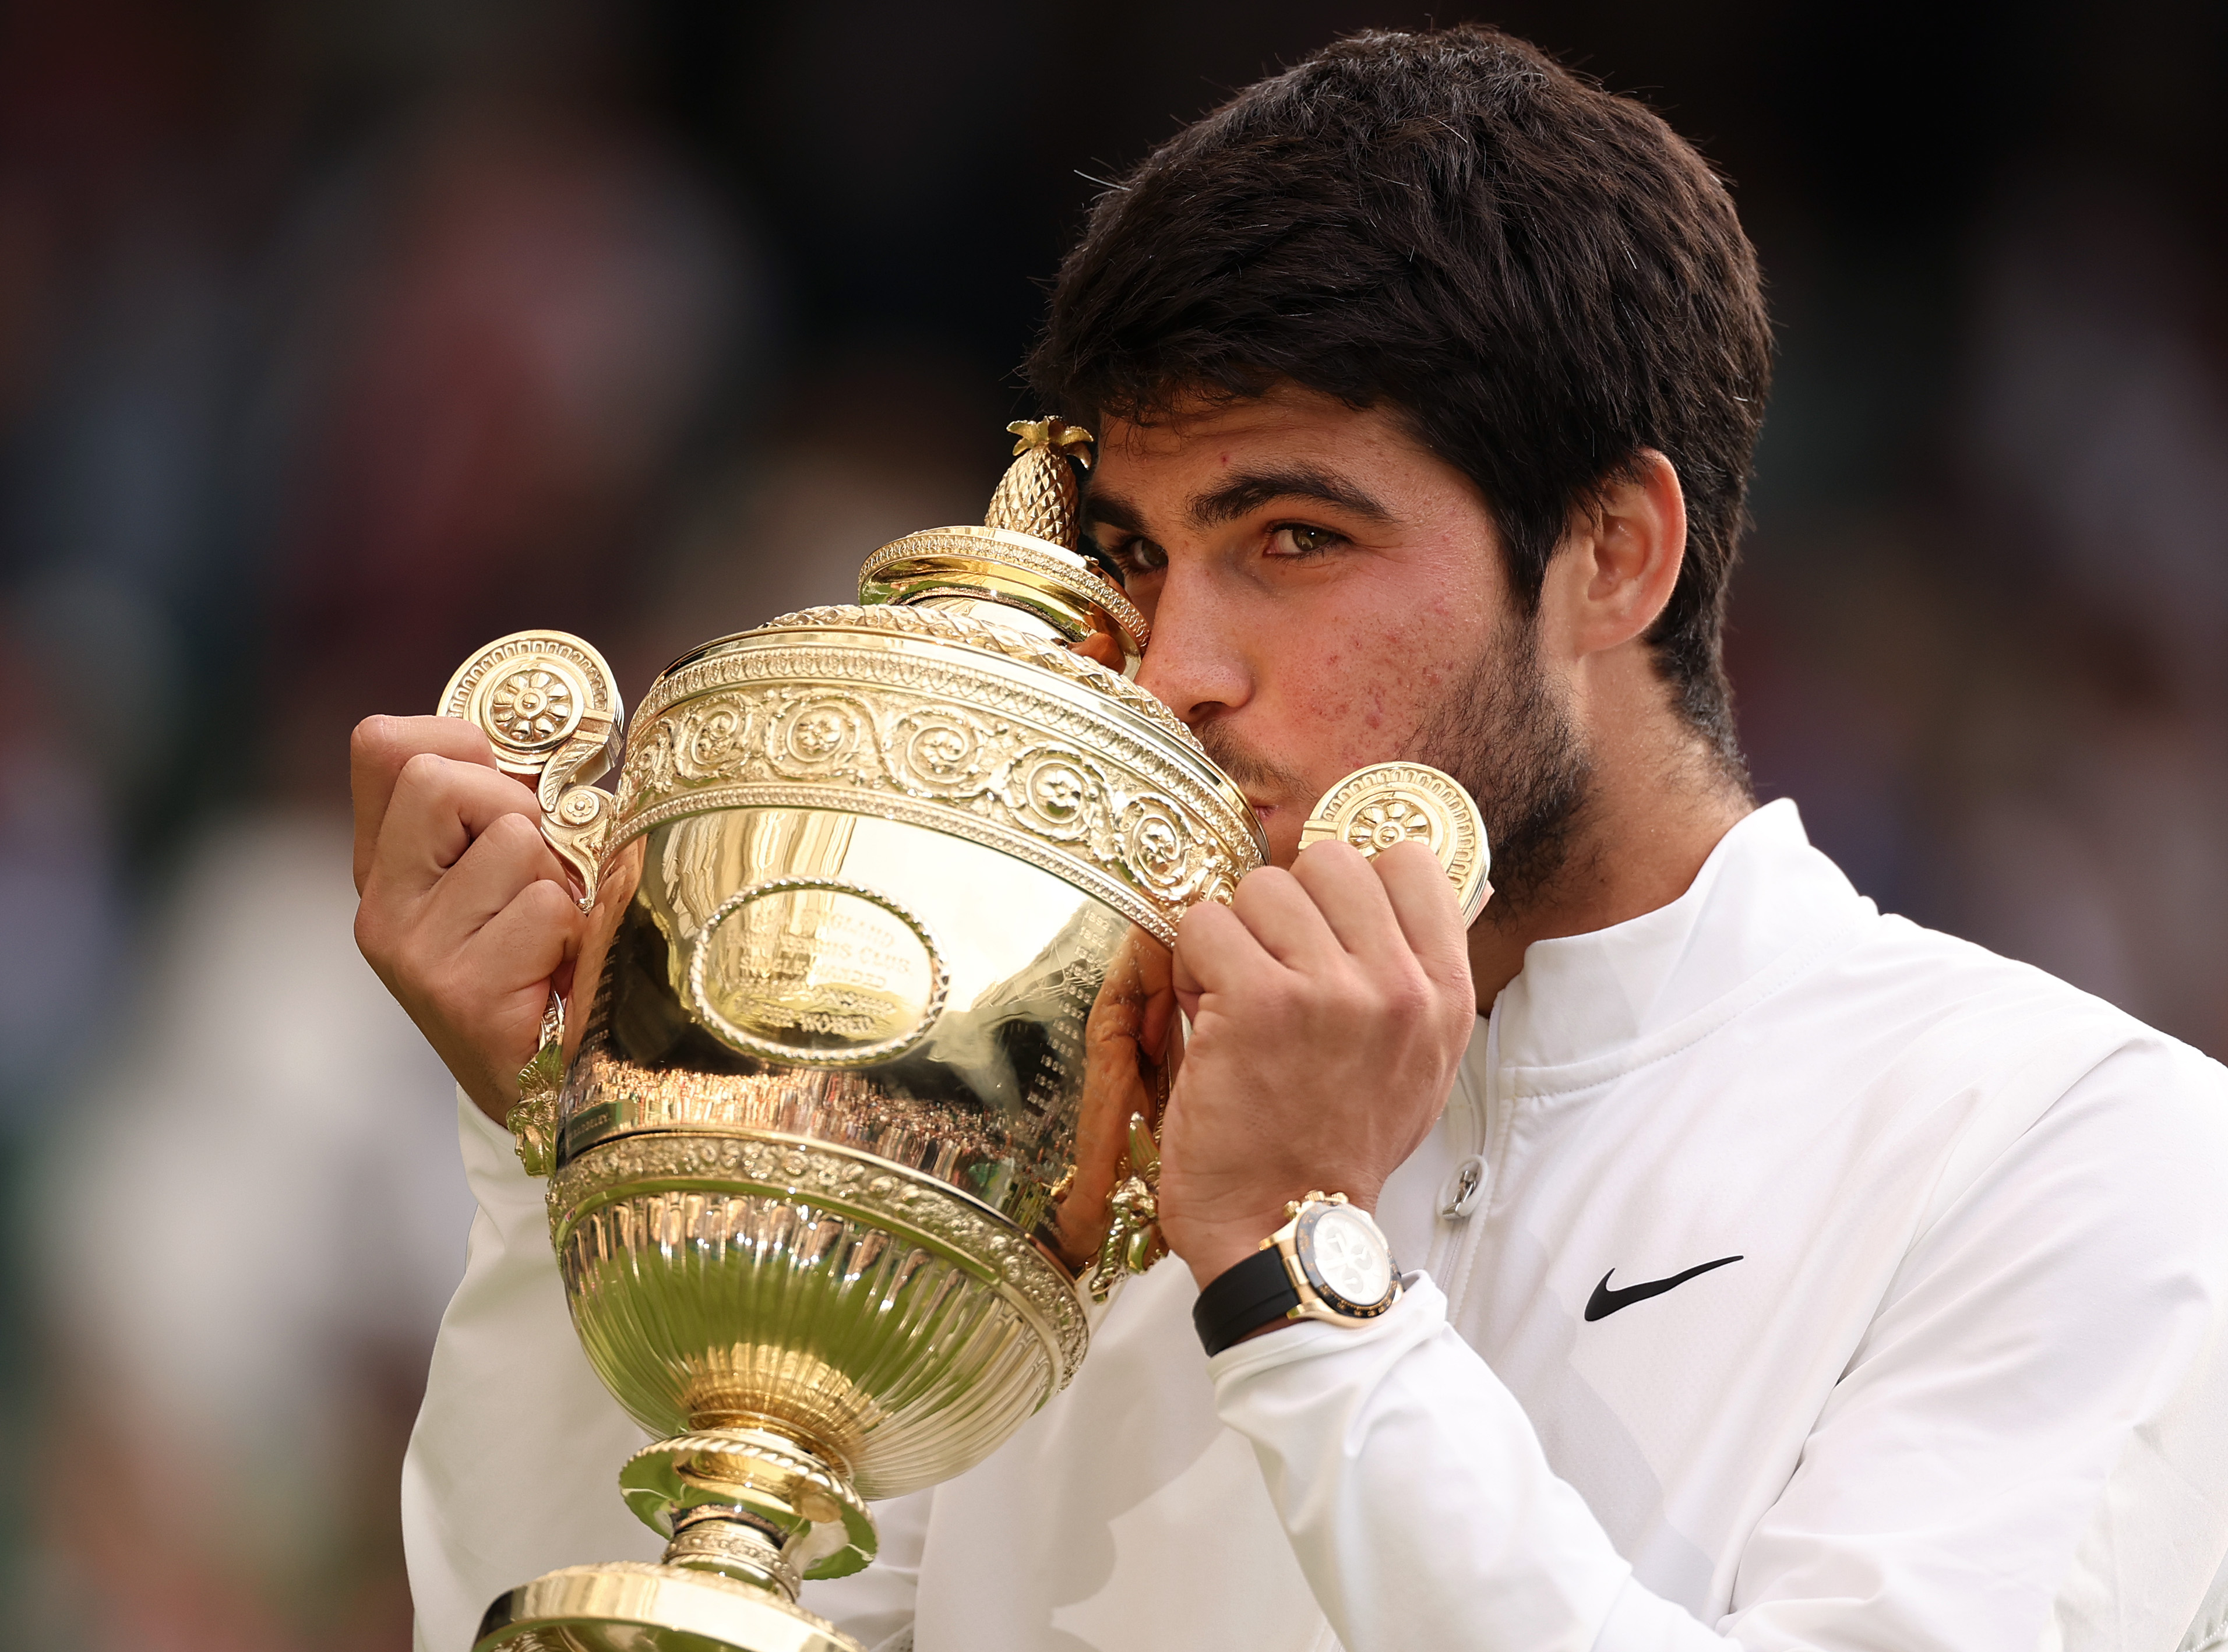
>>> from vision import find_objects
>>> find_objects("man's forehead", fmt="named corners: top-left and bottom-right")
top-left (1092, 382), bottom-right (1365, 462)
top-left (1084, 390), bottom-right (1429, 532)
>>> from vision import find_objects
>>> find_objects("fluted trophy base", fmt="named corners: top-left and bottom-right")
top-left (474, 1558), bottom-right (862, 1652)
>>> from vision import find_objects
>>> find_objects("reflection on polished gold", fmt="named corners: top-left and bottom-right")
top-left (441, 421), bottom-right (1489, 1652)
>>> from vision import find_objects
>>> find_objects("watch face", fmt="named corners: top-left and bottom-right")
top-left (1296, 1203), bottom-right (1395, 1314)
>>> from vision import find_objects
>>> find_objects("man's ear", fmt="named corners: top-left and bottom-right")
top-left (1539, 450), bottom-right (1686, 659)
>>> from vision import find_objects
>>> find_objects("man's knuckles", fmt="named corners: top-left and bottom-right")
top-left (1288, 837), bottom-right (1377, 892)
top-left (1230, 864), bottom-right (1306, 916)
top-left (353, 903), bottom-right (403, 987)
top-left (390, 749), bottom-right (538, 827)
top-left (350, 716), bottom-right (424, 796)
top-left (354, 713), bottom-right (493, 771)
top-left (393, 746), bottom-right (467, 797)
top-left (508, 876), bottom-right (583, 934)
top-left (1370, 967), bottom-right (1455, 1032)
top-left (475, 809), bottom-right (551, 861)
top-left (353, 895), bottom-right (400, 961)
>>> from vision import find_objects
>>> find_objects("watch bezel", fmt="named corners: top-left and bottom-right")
top-left (1291, 1201), bottom-right (1398, 1318)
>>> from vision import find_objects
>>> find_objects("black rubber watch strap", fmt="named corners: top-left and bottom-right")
top-left (1193, 1246), bottom-right (1300, 1357)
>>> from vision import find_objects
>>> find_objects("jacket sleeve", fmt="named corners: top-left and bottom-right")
top-left (401, 1090), bottom-right (928, 1651)
top-left (1208, 1276), bottom-right (1656, 1652)
top-left (1210, 1041), bottom-right (2228, 1652)
top-left (403, 1091), bottom-right (661, 1651)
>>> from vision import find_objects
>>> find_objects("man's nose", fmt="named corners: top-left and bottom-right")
top-left (1134, 564), bottom-right (1251, 727)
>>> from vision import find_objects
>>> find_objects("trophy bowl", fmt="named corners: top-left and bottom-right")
top-left (449, 420), bottom-right (1488, 1652)
top-left (453, 421), bottom-right (1262, 1652)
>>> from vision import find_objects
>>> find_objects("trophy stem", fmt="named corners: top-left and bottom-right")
top-left (619, 1425), bottom-right (880, 1584)
top-left (662, 1508), bottom-right (804, 1602)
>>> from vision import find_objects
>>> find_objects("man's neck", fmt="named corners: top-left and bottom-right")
top-left (1465, 746), bottom-right (1752, 1013)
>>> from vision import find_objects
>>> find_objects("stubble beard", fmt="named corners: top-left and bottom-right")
top-left (1412, 610), bottom-right (1595, 919)
top-left (1189, 609), bottom-right (1594, 920)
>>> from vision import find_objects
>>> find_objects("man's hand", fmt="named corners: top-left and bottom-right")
top-left (1156, 839), bottom-right (1478, 1290)
top-left (351, 715), bottom-right (585, 1122)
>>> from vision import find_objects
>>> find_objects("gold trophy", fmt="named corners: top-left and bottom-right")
top-left (445, 420), bottom-right (1489, 1652)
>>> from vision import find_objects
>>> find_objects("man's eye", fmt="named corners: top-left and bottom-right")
top-left (1105, 536), bottom-right (1168, 575)
top-left (1269, 524), bottom-right (1342, 557)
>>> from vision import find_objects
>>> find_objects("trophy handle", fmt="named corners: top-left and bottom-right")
top-left (1085, 1111), bottom-right (1169, 1302)
top-left (437, 629), bottom-right (627, 912)
top-left (438, 630), bottom-right (627, 1176)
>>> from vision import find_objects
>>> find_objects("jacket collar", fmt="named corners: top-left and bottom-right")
top-left (1489, 800), bottom-right (1872, 1094)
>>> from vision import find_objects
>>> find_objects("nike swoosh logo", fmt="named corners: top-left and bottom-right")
top-left (1584, 1255), bottom-right (1743, 1322)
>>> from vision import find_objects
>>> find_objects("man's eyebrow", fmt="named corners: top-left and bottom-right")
top-left (1080, 489), bottom-right (1150, 536)
top-left (1186, 465), bottom-right (1393, 528)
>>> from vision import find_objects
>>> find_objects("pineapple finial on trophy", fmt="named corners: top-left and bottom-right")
top-left (857, 416), bottom-right (1148, 675)
top-left (988, 416), bottom-right (1095, 549)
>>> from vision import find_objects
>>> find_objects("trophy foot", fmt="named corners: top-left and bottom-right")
top-left (474, 1558), bottom-right (863, 1652)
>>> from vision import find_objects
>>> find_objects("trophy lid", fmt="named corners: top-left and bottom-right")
top-left (858, 418), bottom-right (1149, 675)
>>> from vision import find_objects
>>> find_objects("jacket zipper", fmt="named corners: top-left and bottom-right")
top-left (1437, 1007), bottom-right (1501, 1317)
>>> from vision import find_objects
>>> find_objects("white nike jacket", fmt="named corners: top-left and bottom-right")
top-left (403, 800), bottom-right (2228, 1651)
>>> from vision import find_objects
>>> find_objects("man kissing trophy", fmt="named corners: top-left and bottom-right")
top-left (361, 27), bottom-right (2228, 1652)
top-left (435, 418), bottom-right (1487, 1652)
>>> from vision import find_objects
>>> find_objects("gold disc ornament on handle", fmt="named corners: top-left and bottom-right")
top-left (1299, 761), bottom-right (1493, 925)
top-left (438, 629), bottom-right (627, 910)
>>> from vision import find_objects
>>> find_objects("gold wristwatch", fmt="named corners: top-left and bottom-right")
top-left (1191, 1192), bottom-right (1401, 1356)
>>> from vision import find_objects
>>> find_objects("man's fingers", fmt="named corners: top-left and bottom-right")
top-left (459, 876), bottom-right (582, 1001)
top-left (1370, 839), bottom-right (1472, 986)
top-left (369, 753), bottom-right (547, 903)
top-left (1226, 865), bottom-right (1346, 969)
top-left (1171, 897), bottom-right (1280, 1003)
top-left (406, 811), bottom-right (574, 961)
top-left (352, 716), bottom-right (499, 891)
top-left (1288, 840), bottom-right (1414, 963)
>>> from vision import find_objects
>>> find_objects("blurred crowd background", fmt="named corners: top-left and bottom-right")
top-left (0, 0), bottom-right (2222, 1644)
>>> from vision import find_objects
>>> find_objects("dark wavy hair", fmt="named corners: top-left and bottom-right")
top-left (1028, 24), bottom-right (1771, 772)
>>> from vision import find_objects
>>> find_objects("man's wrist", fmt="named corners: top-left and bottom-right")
top-left (1176, 1191), bottom-right (1381, 1291)
top-left (1189, 1192), bottom-right (1403, 1356)
top-left (1184, 1232), bottom-right (1277, 1293)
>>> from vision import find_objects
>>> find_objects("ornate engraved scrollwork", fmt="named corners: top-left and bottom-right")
top-left (606, 608), bottom-right (1261, 946)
